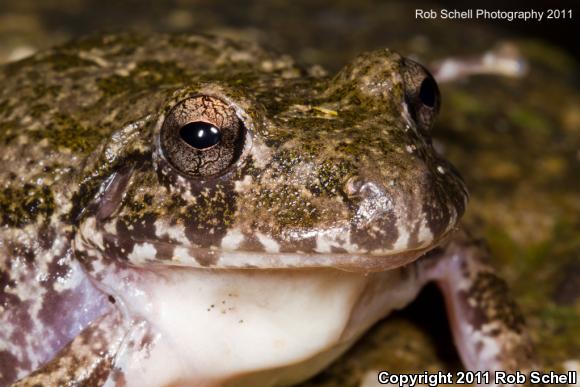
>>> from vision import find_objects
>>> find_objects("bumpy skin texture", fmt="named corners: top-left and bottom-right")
top-left (0, 33), bottom-right (533, 386)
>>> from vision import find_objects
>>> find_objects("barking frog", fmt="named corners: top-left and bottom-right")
top-left (0, 33), bottom-right (535, 386)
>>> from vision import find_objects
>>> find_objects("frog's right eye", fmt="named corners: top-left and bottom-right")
top-left (402, 59), bottom-right (441, 132)
top-left (160, 95), bottom-right (246, 178)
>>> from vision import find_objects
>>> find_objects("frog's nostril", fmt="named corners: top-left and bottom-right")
top-left (345, 177), bottom-right (386, 199)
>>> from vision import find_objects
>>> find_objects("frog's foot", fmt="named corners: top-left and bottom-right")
top-left (431, 42), bottom-right (527, 83)
top-left (13, 310), bottom-right (126, 386)
top-left (418, 231), bottom-right (537, 384)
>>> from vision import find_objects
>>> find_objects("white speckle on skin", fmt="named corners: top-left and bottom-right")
top-left (128, 242), bottom-right (157, 262)
top-left (172, 246), bottom-right (192, 263)
top-left (417, 217), bottom-right (434, 244)
top-left (234, 175), bottom-right (254, 193)
top-left (161, 224), bottom-right (190, 245)
top-left (221, 228), bottom-right (245, 250)
top-left (256, 232), bottom-right (280, 253)
top-left (471, 329), bottom-right (501, 368)
top-left (314, 233), bottom-right (333, 253)
top-left (82, 218), bottom-right (105, 249)
top-left (103, 219), bottom-right (117, 235)
top-left (445, 206), bottom-right (458, 233)
top-left (313, 228), bottom-right (360, 254)
top-left (392, 226), bottom-right (410, 251)
top-left (251, 139), bottom-right (273, 169)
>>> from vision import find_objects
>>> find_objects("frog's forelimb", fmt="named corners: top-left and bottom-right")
top-left (417, 231), bottom-right (538, 385)
top-left (12, 311), bottom-right (126, 387)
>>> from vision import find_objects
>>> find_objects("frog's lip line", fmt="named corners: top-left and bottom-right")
top-left (90, 230), bottom-right (453, 272)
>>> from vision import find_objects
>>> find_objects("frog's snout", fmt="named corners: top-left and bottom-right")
top-left (344, 176), bottom-right (364, 198)
top-left (339, 157), bottom-right (468, 255)
top-left (344, 177), bottom-right (396, 229)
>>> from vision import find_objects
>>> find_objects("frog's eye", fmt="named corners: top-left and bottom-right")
top-left (402, 59), bottom-right (441, 132)
top-left (418, 76), bottom-right (437, 108)
top-left (160, 95), bottom-right (245, 178)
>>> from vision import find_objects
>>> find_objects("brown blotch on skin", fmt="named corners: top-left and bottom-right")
top-left (154, 240), bottom-right (176, 260)
top-left (120, 212), bottom-right (159, 244)
top-left (4, 299), bottom-right (34, 339)
top-left (0, 269), bottom-right (19, 306)
top-left (0, 351), bottom-right (19, 386)
top-left (279, 234), bottom-right (317, 254)
top-left (38, 246), bottom-right (96, 339)
top-left (193, 250), bottom-right (220, 267)
top-left (349, 209), bottom-right (398, 251)
top-left (182, 183), bottom-right (237, 248)
top-left (112, 368), bottom-right (127, 387)
top-left (139, 332), bottom-right (154, 349)
top-left (330, 246), bottom-right (348, 254)
top-left (37, 224), bottom-right (57, 250)
top-left (421, 182), bottom-right (452, 240)
top-left (5, 240), bottom-right (36, 266)
top-left (459, 272), bottom-right (526, 333)
top-left (0, 184), bottom-right (55, 228)
top-left (108, 227), bottom-right (134, 262)
top-left (238, 233), bottom-right (266, 252)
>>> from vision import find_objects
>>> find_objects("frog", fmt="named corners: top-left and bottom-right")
top-left (0, 33), bottom-right (537, 386)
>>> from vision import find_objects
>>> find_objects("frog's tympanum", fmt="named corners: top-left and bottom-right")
top-left (0, 34), bottom-right (535, 386)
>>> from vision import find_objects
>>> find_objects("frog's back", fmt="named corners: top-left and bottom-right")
top-left (0, 33), bottom-right (282, 169)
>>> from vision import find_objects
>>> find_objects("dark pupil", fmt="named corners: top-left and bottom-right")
top-left (179, 121), bottom-right (221, 150)
top-left (419, 77), bottom-right (437, 108)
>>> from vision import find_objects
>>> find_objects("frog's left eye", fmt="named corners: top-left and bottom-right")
top-left (160, 95), bottom-right (245, 178)
top-left (402, 59), bottom-right (441, 132)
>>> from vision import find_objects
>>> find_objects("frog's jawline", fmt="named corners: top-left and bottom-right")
top-left (83, 166), bottom-right (454, 273)
top-left (83, 229), bottom-right (452, 272)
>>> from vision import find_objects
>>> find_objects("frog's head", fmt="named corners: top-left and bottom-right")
top-left (77, 48), bottom-right (467, 272)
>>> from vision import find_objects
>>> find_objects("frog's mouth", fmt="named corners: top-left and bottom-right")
top-left (77, 218), bottom-right (454, 273)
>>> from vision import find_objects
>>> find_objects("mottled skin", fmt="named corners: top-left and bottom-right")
top-left (0, 33), bottom-right (535, 386)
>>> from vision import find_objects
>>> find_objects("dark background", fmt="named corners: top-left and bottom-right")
top-left (431, 0), bottom-right (579, 59)
top-left (0, 0), bottom-right (578, 65)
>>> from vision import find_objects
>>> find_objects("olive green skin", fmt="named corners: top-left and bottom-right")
top-left (1, 33), bottom-right (465, 266)
top-left (0, 33), bottom-right (467, 384)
